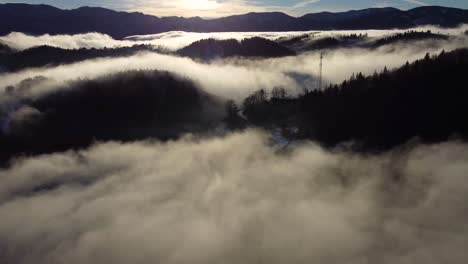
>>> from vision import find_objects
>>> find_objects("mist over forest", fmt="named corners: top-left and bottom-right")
top-left (1, 3), bottom-right (468, 264)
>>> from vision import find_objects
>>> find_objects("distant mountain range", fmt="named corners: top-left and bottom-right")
top-left (0, 4), bottom-right (467, 39)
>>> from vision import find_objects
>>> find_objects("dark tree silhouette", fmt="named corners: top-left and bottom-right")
top-left (370, 30), bottom-right (449, 48)
top-left (178, 37), bottom-right (295, 61)
top-left (242, 48), bottom-right (468, 151)
top-left (0, 70), bottom-right (223, 164)
top-left (0, 45), bottom-right (162, 72)
top-left (278, 31), bottom-right (451, 52)
top-left (271, 87), bottom-right (287, 100)
top-left (225, 100), bottom-right (239, 118)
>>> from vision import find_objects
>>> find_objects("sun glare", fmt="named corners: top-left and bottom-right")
top-left (181, 0), bottom-right (220, 10)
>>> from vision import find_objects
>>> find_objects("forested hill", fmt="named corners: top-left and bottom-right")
top-left (178, 37), bottom-right (295, 60)
top-left (0, 45), bottom-right (159, 72)
top-left (0, 71), bottom-right (223, 164)
top-left (240, 48), bottom-right (468, 151)
top-left (277, 31), bottom-right (452, 52)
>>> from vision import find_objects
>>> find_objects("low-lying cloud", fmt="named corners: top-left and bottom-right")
top-left (1, 31), bottom-right (467, 103)
top-left (1, 24), bottom-right (467, 51)
top-left (0, 52), bottom-right (299, 102)
top-left (0, 130), bottom-right (467, 264)
top-left (0, 32), bottom-right (127, 51)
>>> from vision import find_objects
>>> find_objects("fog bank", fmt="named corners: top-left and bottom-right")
top-left (1, 35), bottom-right (467, 102)
top-left (1, 24), bottom-right (467, 51)
top-left (0, 130), bottom-right (467, 264)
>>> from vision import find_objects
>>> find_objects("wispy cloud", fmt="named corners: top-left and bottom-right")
top-left (291, 0), bottom-right (321, 10)
top-left (402, 0), bottom-right (427, 6)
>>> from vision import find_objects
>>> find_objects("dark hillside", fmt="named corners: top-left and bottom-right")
top-left (241, 49), bottom-right (468, 151)
top-left (0, 45), bottom-right (160, 72)
top-left (0, 71), bottom-right (222, 163)
top-left (178, 37), bottom-right (295, 60)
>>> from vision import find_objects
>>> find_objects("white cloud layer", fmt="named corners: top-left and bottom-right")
top-left (1, 27), bottom-right (467, 102)
top-left (1, 130), bottom-right (468, 264)
top-left (0, 32), bottom-right (125, 51)
top-left (1, 25), bottom-right (467, 51)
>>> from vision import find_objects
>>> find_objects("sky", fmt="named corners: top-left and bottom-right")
top-left (0, 0), bottom-right (467, 17)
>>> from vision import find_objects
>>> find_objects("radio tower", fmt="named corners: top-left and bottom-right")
top-left (319, 52), bottom-right (323, 90)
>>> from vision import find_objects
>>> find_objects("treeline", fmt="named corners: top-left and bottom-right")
top-left (277, 31), bottom-right (451, 52)
top-left (371, 30), bottom-right (449, 48)
top-left (0, 37), bottom-right (296, 72)
top-left (0, 44), bottom-right (161, 72)
top-left (239, 48), bottom-right (468, 151)
top-left (276, 34), bottom-right (311, 46)
top-left (0, 70), bottom-right (222, 164)
top-left (278, 33), bottom-right (368, 52)
top-left (178, 37), bottom-right (295, 61)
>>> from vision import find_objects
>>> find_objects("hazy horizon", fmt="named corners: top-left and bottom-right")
top-left (1, 0), bottom-right (467, 18)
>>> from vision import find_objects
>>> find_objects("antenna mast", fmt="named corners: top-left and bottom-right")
top-left (319, 52), bottom-right (323, 90)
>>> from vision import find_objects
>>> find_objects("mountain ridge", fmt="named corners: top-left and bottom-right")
top-left (0, 4), bottom-right (467, 39)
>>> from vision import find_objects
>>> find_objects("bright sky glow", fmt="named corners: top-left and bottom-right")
top-left (0, 0), bottom-right (467, 17)
top-left (181, 0), bottom-right (221, 10)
